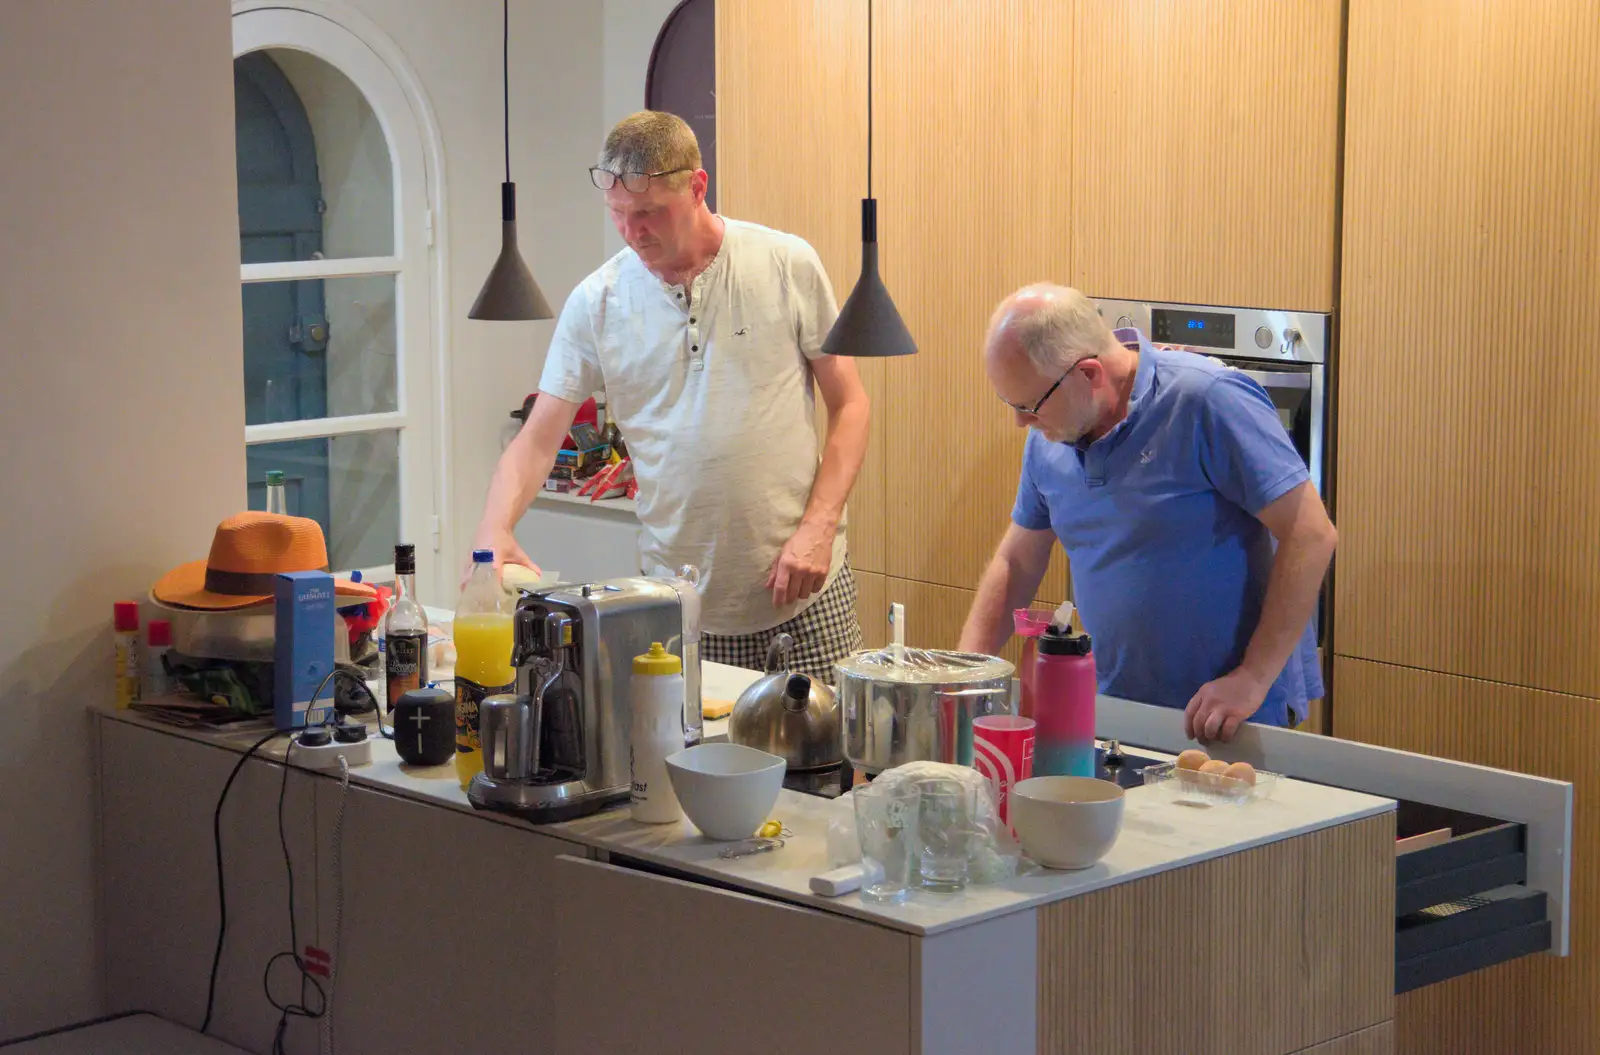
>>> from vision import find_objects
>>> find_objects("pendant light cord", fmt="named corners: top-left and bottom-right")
top-left (867, 0), bottom-right (873, 198)
top-left (503, 0), bottom-right (511, 184)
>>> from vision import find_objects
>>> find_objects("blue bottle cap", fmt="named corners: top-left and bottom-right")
top-left (472, 549), bottom-right (494, 563)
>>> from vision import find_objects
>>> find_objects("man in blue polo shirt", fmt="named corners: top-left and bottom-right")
top-left (957, 284), bottom-right (1337, 742)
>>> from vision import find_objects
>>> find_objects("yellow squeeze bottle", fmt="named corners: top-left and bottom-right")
top-left (113, 601), bottom-right (141, 708)
top-left (454, 551), bottom-right (516, 791)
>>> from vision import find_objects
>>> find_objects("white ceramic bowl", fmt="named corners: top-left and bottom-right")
top-left (1010, 776), bottom-right (1126, 870)
top-left (665, 743), bottom-right (787, 841)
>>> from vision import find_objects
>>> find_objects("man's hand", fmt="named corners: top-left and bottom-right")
top-left (1184, 667), bottom-right (1270, 743)
top-left (766, 520), bottom-right (835, 607)
top-left (463, 526), bottom-right (538, 591)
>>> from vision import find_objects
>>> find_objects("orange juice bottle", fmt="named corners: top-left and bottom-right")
top-left (454, 550), bottom-right (516, 790)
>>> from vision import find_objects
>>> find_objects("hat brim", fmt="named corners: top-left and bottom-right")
top-left (151, 559), bottom-right (377, 611)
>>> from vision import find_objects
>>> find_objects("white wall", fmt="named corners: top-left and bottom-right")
top-left (601, 0), bottom-right (686, 257)
top-left (0, 0), bottom-right (245, 1037)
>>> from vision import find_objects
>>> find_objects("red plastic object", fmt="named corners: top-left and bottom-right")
top-left (147, 620), bottom-right (172, 647)
top-left (1012, 608), bottom-right (1053, 719)
top-left (113, 601), bottom-right (139, 633)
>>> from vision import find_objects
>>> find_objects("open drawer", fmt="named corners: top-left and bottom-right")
top-left (1392, 800), bottom-right (1554, 992)
top-left (1094, 694), bottom-right (1574, 994)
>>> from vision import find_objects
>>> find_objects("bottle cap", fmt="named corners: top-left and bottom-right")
top-left (394, 543), bottom-right (416, 575)
top-left (633, 641), bottom-right (682, 676)
top-left (266, 470), bottom-right (285, 486)
top-left (1039, 626), bottom-right (1093, 656)
top-left (113, 601), bottom-right (139, 633)
top-left (147, 620), bottom-right (172, 647)
top-left (472, 549), bottom-right (495, 564)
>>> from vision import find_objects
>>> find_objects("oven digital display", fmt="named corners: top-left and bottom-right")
top-left (1150, 308), bottom-right (1236, 349)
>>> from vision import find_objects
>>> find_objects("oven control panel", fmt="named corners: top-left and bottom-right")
top-left (1092, 297), bottom-right (1329, 365)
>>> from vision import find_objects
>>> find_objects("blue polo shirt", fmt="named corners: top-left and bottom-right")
top-left (1012, 329), bottom-right (1322, 726)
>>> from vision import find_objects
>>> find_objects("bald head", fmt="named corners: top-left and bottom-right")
top-left (983, 283), bottom-right (1135, 445)
top-left (985, 283), bottom-right (1115, 376)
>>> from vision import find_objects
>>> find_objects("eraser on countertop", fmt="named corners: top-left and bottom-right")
top-left (809, 860), bottom-right (884, 898)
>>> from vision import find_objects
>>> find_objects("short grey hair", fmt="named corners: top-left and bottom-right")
top-left (598, 110), bottom-right (701, 190)
top-left (1003, 285), bottom-right (1115, 375)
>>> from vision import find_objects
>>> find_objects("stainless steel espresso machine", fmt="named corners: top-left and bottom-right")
top-left (467, 574), bottom-right (702, 823)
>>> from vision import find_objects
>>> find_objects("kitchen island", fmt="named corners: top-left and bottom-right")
top-left (89, 662), bottom-right (1421, 1055)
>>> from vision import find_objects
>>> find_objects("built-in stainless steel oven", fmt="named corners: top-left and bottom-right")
top-left (1092, 297), bottom-right (1329, 493)
top-left (1092, 296), bottom-right (1332, 644)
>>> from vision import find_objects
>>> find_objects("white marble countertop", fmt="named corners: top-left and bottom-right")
top-left (93, 662), bottom-right (1394, 937)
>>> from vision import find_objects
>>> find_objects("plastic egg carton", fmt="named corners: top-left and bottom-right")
top-left (1141, 760), bottom-right (1280, 807)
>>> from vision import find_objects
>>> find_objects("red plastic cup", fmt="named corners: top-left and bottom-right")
top-left (973, 715), bottom-right (1036, 825)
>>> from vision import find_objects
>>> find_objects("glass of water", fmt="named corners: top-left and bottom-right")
top-left (915, 778), bottom-right (977, 892)
top-left (853, 779), bottom-right (922, 905)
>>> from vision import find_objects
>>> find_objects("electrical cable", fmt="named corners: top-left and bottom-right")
top-left (502, 0), bottom-right (510, 185)
top-left (867, 0), bottom-right (873, 199)
top-left (321, 754), bottom-right (351, 1055)
top-left (263, 738), bottom-right (327, 1054)
top-left (201, 726), bottom-right (291, 1035)
top-left (202, 665), bottom-right (369, 1038)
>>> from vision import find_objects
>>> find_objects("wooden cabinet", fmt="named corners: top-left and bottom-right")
top-left (97, 721), bottom-right (571, 1054)
top-left (549, 855), bottom-right (917, 1055)
top-left (719, 0), bottom-right (1344, 615)
top-left (1071, 0), bottom-right (1344, 311)
top-left (1335, 0), bottom-right (1600, 696)
top-left (1333, 658), bottom-right (1598, 1053)
top-left (1037, 814), bottom-right (1393, 1055)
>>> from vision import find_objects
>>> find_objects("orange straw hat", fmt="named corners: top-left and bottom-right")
top-left (152, 512), bottom-right (378, 611)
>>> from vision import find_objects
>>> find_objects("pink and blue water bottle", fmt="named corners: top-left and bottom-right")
top-left (1032, 605), bottom-right (1097, 778)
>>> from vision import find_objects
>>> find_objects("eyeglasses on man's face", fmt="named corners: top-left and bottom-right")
top-left (589, 167), bottom-right (694, 193)
top-left (1001, 357), bottom-right (1095, 415)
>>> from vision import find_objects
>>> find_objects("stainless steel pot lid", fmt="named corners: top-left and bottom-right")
top-left (835, 646), bottom-right (1014, 684)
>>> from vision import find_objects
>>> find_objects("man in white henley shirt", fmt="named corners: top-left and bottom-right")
top-left (470, 111), bottom-right (872, 681)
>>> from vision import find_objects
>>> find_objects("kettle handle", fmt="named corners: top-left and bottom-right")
top-left (764, 633), bottom-right (795, 675)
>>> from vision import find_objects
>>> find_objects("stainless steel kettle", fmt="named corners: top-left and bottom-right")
top-left (728, 633), bottom-right (841, 770)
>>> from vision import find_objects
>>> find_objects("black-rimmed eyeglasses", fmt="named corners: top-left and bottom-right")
top-left (1001, 357), bottom-right (1095, 415)
top-left (589, 166), bottom-right (694, 193)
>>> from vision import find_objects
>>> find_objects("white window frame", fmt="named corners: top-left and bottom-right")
top-left (232, 2), bottom-right (454, 603)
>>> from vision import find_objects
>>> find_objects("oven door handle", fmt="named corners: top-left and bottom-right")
top-left (1234, 368), bottom-right (1312, 392)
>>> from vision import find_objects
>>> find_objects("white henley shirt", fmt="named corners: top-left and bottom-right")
top-left (537, 218), bottom-right (848, 635)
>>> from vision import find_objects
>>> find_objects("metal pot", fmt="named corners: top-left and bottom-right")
top-left (836, 647), bottom-right (1015, 774)
top-left (728, 633), bottom-right (842, 770)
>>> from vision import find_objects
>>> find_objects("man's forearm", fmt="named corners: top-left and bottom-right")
top-left (802, 396), bottom-right (869, 529)
top-left (477, 436), bottom-right (556, 538)
top-left (474, 395), bottom-right (578, 542)
top-left (1239, 525), bottom-right (1336, 685)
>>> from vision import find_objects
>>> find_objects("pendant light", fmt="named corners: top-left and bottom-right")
top-left (821, 0), bottom-right (916, 358)
top-left (469, 0), bottom-right (554, 321)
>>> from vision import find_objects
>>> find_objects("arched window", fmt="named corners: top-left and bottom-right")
top-left (233, 4), bottom-right (445, 598)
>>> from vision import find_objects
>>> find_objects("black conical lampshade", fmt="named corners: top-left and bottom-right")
top-left (822, 198), bottom-right (916, 358)
top-left (469, 182), bottom-right (553, 320)
top-left (470, 0), bottom-right (553, 323)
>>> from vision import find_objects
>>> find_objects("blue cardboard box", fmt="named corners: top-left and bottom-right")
top-left (274, 571), bottom-right (335, 730)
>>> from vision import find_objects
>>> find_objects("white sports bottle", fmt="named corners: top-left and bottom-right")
top-left (630, 642), bottom-right (686, 823)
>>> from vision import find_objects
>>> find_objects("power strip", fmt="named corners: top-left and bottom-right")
top-left (291, 731), bottom-right (372, 770)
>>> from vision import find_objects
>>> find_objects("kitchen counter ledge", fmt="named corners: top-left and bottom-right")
top-left (90, 661), bottom-right (1406, 1054)
top-left (90, 660), bottom-right (1391, 937)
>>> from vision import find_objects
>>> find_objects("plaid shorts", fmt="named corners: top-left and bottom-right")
top-left (702, 561), bottom-right (865, 684)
